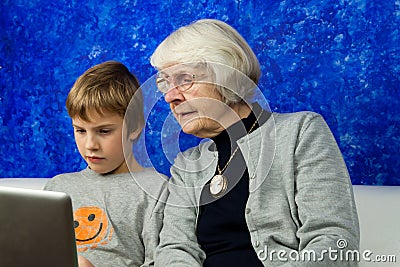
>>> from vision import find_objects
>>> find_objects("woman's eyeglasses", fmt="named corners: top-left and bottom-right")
top-left (156, 73), bottom-right (200, 93)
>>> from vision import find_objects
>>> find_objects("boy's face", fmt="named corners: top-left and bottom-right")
top-left (72, 111), bottom-right (128, 175)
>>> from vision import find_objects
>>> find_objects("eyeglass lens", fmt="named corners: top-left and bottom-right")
top-left (157, 73), bottom-right (195, 93)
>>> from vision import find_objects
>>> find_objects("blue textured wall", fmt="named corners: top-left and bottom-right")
top-left (1, 0), bottom-right (399, 185)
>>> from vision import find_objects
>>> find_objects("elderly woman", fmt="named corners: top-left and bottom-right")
top-left (151, 19), bottom-right (359, 266)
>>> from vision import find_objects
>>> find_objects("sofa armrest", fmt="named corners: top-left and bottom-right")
top-left (353, 185), bottom-right (400, 266)
top-left (0, 178), bottom-right (50, 190)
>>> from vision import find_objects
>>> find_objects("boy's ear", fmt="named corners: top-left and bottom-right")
top-left (129, 128), bottom-right (142, 142)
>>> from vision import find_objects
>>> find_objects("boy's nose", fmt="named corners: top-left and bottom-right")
top-left (85, 135), bottom-right (99, 150)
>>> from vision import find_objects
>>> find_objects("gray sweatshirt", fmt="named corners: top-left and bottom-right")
top-left (45, 167), bottom-right (167, 267)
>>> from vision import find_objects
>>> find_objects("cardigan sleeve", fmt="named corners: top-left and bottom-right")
top-left (154, 154), bottom-right (206, 267)
top-left (286, 113), bottom-right (360, 266)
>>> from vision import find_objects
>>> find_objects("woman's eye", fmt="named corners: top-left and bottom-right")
top-left (156, 77), bottom-right (167, 84)
top-left (178, 74), bottom-right (193, 84)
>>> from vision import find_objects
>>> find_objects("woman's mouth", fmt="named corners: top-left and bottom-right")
top-left (178, 112), bottom-right (199, 125)
top-left (178, 111), bottom-right (197, 119)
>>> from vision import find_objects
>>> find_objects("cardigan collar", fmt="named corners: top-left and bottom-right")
top-left (188, 103), bottom-right (274, 191)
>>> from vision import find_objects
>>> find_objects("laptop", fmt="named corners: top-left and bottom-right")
top-left (0, 186), bottom-right (78, 267)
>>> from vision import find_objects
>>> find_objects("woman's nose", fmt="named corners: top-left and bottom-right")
top-left (164, 86), bottom-right (184, 104)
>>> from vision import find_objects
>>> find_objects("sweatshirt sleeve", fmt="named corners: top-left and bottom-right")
top-left (141, 178), bottom-right (169, 267)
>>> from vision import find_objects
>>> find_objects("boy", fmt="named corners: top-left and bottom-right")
top-left (45, 61), bottom-right (167, 267)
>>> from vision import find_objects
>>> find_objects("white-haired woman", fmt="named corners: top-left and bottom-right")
top-left (151, 19), bottom-right (359, 267)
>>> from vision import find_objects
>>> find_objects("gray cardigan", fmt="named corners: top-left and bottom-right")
top-left (155, 111), bottom-right (360, 266)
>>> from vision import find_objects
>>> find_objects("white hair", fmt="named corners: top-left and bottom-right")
top-left (150, 19), bottom-right (261, 104)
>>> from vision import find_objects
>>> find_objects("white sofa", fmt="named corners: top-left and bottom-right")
top-left (352, 186), bottom-right (399, 266)
top-left (0, 179), bottom-right (398, 266)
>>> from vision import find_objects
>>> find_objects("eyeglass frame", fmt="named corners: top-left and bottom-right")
top-left (155, 72), bottom-right (208, 93)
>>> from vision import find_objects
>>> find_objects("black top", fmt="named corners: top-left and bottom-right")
top-left (197, 104), bottom-right (265, 267)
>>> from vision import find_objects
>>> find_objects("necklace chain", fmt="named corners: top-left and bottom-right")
top-left (217, 110), bottom-right (263, 175)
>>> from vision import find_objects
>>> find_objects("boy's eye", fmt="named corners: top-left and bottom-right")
top-left (99, 129), bottom-right (111, 134)
top-left (75, 129), bottom-right (86, 134)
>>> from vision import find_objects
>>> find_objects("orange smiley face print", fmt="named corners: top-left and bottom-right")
top-left (74, 206), bottom-right (114, 252)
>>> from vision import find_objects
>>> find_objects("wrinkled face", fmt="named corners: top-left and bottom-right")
top-left (72, 111), bottom-right (128, 174)
top-left (160, 64), bottom-right (236, 138)
top-left (74, 206), bottom-right (109, 246)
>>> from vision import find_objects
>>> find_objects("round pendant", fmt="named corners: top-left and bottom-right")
top-left (210, 174), bottom-right (228, 198)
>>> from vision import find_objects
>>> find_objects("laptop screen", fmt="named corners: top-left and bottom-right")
top-left (0, 186), bottom-right (78, 267)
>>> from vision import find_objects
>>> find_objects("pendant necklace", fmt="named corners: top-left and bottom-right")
top-left (209, 110), bottom-right (263, 198)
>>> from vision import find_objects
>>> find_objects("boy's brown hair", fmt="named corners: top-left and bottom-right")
top-left (66, 60), bottom-right (144, 137)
